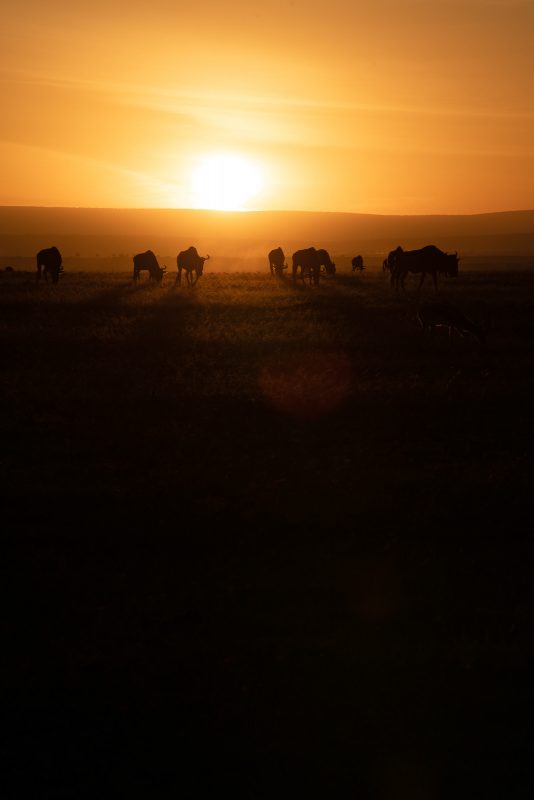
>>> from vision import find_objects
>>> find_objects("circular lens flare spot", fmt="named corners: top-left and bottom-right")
top-left (258, 351), bottom-right (352, 419)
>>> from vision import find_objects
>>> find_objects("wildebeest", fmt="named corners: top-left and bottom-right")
top-left (36, 246), bottom-right (63, 284)
top-left (268, 247), bottom-right (287, 278)
top-left (292, 247), bottom-right (321, 286)
top-left (352, 255), bottom-right (365, 272)
top-left (316, 248), bottom-right (336, 276)
top-left (417, 301), bottom-right (485, 346)
top-left (133, 250), bottom-right (167, 283)
top-left (392, 245), bottom-right (459, 291)
top-left (176, 246), bottom-right (210, 286)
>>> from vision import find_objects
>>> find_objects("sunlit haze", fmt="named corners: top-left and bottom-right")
top-left (1, 0), bottom-right (533, 214)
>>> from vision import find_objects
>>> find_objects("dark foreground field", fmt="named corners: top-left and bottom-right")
top-left (2, 268), bottom-right (534, 796)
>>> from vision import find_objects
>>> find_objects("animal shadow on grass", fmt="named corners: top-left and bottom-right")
top-left (417, 300), bottom-right (488, 349)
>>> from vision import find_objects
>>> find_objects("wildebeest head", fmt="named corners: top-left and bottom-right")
top-left (316, 248), bottom-right (336, 275)
top-left (196, 254), bottom-right (210, 278)
top-left (326, 260), bottom-right (336, 275)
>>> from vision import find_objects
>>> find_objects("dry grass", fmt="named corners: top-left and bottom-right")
top-left (3, 266), bottom-right (534, 795)
top-left (2, 267), bottom-right (533, 518)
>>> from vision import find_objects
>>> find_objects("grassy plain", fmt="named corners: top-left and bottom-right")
top-left (3, 265), bottom-right (534, 796)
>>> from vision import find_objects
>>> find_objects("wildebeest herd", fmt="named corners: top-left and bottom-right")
top-left (31, 245), bottom-right (484, 344)
top-left (131, 246), bottom-right (210, 285)
top-left (31, 241), bottom-right (485, 345)
top-left (33, 242), bottom-right (461, 293)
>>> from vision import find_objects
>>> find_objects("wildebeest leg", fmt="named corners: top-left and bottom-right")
top-left (176, 267), bottom-right (182, 285)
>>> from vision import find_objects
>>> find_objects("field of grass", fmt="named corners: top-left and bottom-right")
top-left (3, 266), bottom-right (534, 796)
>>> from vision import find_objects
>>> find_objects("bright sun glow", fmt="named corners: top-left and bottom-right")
top-left (191, 154), bottom-right (264, 211)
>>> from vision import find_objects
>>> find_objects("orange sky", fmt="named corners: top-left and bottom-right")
top-left (1, 0), bottom-right (533, 214)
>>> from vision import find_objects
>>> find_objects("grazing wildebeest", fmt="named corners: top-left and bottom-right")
top-left (352, 255), bottom-right (365, 272)
top-left (392, 245), bottom-right (459, 291)
top-left (133, 250), bottom-right (166, 283)
top-left (417, 301), bottom-right (485, 346)
top-left (292, 247), bottom-right (321, 286)
top-left (176, 246), bottom-right (210, 286)
top-left (316, 248), bottom-right (336, 276)
top-left (268, 247), bottom-right (287, 278)
top-left (36, 246), bottom-right (63, 284)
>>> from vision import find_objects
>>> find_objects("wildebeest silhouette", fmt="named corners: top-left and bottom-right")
top-left (176, 246), bottom-right (210, 286)
top-left (133, 250), bottom-right (166, 283)
top-left (316, 248), bottom-right (336, 276)
top-left (292, 247), bottom-right (321, 286)
top-left (352, 255), bottom-right (365, 272)
top-left (36, 246), bottom-right (63, 284)
top-left (268, 247), bottom-right (287, 278)
top-left (417, 301), bottom-right (485, 346)
top-left (392, 245), bottom-right (459, 291)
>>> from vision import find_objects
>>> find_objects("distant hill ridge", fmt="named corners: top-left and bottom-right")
top-left (1, 206), bottom-right (534, 257)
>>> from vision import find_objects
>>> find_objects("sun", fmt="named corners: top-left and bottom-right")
top-left (190, 154), bottom-right (264, 211)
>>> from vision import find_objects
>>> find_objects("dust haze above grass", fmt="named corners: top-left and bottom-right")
top-left (1, 207), bottom-right (534, 273)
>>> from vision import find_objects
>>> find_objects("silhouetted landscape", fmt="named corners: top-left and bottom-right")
top-left (4, 0), bottom-right (533, 789)
top-left (3, 258), bottom-right (534, 796)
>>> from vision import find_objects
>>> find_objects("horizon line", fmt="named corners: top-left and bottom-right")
top-left (1, 205), bottom-right (533, 218)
